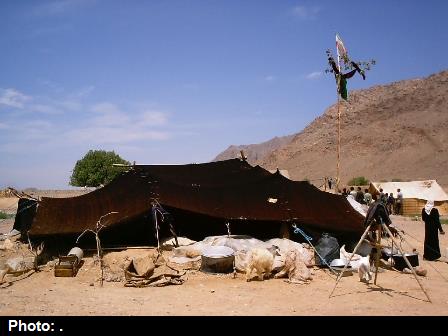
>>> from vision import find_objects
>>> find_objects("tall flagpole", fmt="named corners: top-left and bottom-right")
top-left (336, 94), bottom-right (341, 191)
top-left (330, 34), bottom-right (374, 191)
top-left (336, 34), bottom-right (342, 191)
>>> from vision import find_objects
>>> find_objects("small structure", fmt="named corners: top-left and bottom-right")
top-left (54, 247), bottom-right (83, 277)
top-left (369, 180), bottom-right (448, 216)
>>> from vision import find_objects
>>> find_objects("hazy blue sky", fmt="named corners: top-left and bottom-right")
top-left (1, 0), bottom-right (447, 189)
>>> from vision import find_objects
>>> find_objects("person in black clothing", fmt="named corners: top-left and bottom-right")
top-left (395, 188), bottom-right (404, 215)
top-left (364, 199), bottom-right (392, 227)
top-left (363, 200), bottom-right (398, 264)
top-left (364, 199), bottom-right (398, 235)
top-left (355, 187), bottom-right (365, 204)
top-left (422, 200), bottom-right (445, 261)
top-left (387, 193), bottom-right (395, 215)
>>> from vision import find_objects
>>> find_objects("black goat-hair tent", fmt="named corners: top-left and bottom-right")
top-left (23, 159), bottom-right (364, 246)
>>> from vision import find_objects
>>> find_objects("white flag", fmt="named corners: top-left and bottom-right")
top-left (335, 34), bottom-right (348, 65)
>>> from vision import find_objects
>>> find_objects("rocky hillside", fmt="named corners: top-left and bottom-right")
top-left (215, 70), bottom-right (448, 188)
top-left (213, 134), bottom-right (294, 164)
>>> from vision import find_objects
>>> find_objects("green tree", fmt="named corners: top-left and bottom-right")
top-left (70, 150), bottom-right (130, 187)
top-left (347, 176), bottom-right (369, 186)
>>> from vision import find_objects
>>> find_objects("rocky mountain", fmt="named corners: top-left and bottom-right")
top-left (213, 134), bottom-right (294, 164)
top-left (214, 70), bottom-right (448, 188)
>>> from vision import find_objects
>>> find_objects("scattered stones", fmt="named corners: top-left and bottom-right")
top-left (415, 266), bottom-right (427, 277)
top-left (0, 239), bottom-right (14, 251)
top-left (46, 259), bottom-right (58, 268)
top-left (103, 270), bottom-right (124, 283)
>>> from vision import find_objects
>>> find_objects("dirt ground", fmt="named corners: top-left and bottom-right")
top-left (1, 197), bottom-right (448, 316)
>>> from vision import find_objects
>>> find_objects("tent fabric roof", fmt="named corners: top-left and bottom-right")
top-left (29, 159), bottom-right (364, 237)
top-left (370, 180), bottom-right (448, 201)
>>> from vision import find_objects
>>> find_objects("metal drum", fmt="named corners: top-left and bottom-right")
top-left (68, 247), bottom-right (84, 262)
top-left (201, 246), bottom-right (235, 274)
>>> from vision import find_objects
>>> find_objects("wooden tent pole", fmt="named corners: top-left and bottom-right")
top-left (336, 96), bottom-right (341, 190)
top-left (329, 223), bottom-right (372, 298)
top-left (373, 224), bottom-right (382, 285)
top-left (382, 224), bottom-right (432, 303)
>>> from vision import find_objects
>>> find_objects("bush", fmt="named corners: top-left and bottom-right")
top-left (70, 150), bottom-right (130, 187)
top-left (347, 176), bottom-right (369, 186)
top-left (391, 178), bottom-right (403, 182)
top-left (0, 211), bottom-right (14, 219)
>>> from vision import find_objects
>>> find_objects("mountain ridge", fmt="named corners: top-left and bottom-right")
top-left (214, 70), bottom-right (448, 188)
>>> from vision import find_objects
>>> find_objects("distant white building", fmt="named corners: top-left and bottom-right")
top-left (369, 180), bottom-right (448, 215)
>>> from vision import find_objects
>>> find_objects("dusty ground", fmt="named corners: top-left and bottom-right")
top-left (1, 195), bottom-right (448, 316)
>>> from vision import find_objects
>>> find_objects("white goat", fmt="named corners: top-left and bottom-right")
top-left (340, 245), bottom-right (372, 283)
top-left (246, 246), bottom-right (279, 282)
top-left (357, 255), bottom-right (372, 282)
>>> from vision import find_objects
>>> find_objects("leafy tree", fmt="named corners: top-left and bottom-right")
top-left (325, 49), bottom-right (376, 74)
top-left (0, 211), bottom-right (14, 219)
top-left (70, 150), bottom-right (130, 187)
top-left (347, 176), bottom-right (369, 186)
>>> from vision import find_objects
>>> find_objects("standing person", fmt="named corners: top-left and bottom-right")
top-left (396, 189), bottom-right (403, 215)
top-left (349, 186), bottom-right (357, 198)
top-left (383, 193), bottom-right (389, 207)
top-left (355, 187), bottom-right (365, 204)
top-left (387, 192), bottom-right (395, 215)
top-left (342, 187), bottom-right (348, 197)
top-left (378, 188), bottom-right (385, 204)
top-left (422, 200), bottom-right (445, 261)
top-left (364, 188), bottom-right (372, 205)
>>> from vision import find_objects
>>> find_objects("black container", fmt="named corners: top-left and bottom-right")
top-left (392, 253), bottom-right (419, 271)
top-left (381, 247), bottom-right (399, 260)
top-left (314, 233), bottom-right (340, 267)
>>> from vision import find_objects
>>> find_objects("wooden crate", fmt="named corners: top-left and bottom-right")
top-left (54, 255), bottom-right (79, 277)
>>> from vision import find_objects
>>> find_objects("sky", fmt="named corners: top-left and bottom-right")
top-left (1, 0), bottom-right (447, 189)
